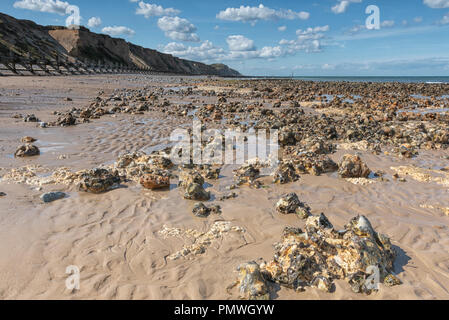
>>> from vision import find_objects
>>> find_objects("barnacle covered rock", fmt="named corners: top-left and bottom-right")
top-left (14, 144), bottom-right (40, 157)
top-left (78, 168), bottom-right (121, 194)
top-left (338, 154), bottom-right (371, 178)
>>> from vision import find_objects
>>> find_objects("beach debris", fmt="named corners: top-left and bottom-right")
top-left (40, 191), bottom-right (66, 203)
top-left (275, 193), bottom-right (311, 219)
top-left (338, 154), bottom-right (371, 178)
top-left (14, 144), bottom-right (40, 157)
top-left (159, 221), bottom-right (246, 260)
top-left (184, 183), bottom-right (211, 201)
top-left (192, 203), bottom-right (221, 218)
top-left (140, 173), bottom-right (170, 190)
top-left (78, 168), bottom-right (121, 194)
top-left (21, 136), bottom-right (37, 143)
top-left (243, 214), bottom-right (401, 296)
top-left (228, 262), bottom-right (270, 300)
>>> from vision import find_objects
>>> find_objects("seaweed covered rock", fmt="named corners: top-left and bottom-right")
top-left (257, 214), bottom-right (400, 295)
top-left (140, 174), bottom-right (170, 190)
top-left (184, 183), bottom-right (211, 201)
top-left (338, 154), bottom-right (371, 178)
top-left (275, 193), bottom-right (311, 219)
top-left (78, 168), bottom-right (121, 194)
top-left (14, 144), bottom-right (40, 157)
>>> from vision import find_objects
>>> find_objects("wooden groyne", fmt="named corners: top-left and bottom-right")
top-left (0, 51), bottom-right (155, 76)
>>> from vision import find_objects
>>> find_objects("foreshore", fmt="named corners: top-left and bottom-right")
top-left (0, 74), bottom-right (448, 300)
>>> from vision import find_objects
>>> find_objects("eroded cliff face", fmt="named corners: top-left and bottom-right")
top-left (0, 12), bottom-right (241, 76)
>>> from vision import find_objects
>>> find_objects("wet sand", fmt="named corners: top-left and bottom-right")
top-left (0, 75), bottom-right (448, 300)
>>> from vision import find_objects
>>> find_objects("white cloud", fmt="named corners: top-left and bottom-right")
top-left (331, 0), bottom-right (362, 14)
top-left (135, 1), bottom-right (180, 19)
top-left (13, 0), bottom-right (71, 15)
top-left (278, 25), bottom-right (287, 32)
top-left (216, 4), bottom-right (309, 26)
top-left (161, 41), bottom-right (225, 61)
top-left (381, 20), bottom-right (395, 27)
top-left (279, 25), bottom-right (330, 54)
top-left (101, 26), bottom-right (135, 37)
top-left (87, 17), bottom-right (102, 28)
top-left (226, 35), bottom-right (255, 51)
top-left (322, 63), bottom-right (336, 70)
top-left (423, 0), bottom-right (449, 8)
top-left (437, 12), bottom-right (449, 24)
top-left (157, 16), bottom-right (200, 42)
top-left (414, 17), bottom-right (423, 23)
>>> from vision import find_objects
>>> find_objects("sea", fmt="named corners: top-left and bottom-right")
top-left (252, 76), bottom-right (449, 84)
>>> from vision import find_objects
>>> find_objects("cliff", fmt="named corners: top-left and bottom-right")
top-left (0, 12), bottom-right (241, 77)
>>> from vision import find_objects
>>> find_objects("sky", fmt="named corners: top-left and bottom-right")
top-left (1, 0), bottom-right (449, 76)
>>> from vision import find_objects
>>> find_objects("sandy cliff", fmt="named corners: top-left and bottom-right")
top-left (0, 12), bottom-right (241, 76)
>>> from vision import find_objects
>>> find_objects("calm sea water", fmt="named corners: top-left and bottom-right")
top-left (287, 76), bottom-right (449, 83)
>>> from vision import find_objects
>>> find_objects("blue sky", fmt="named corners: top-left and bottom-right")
top-left (1, 0), bottom-right (449, 76)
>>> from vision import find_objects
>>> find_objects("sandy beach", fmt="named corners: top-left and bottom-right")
top-left (0, 74), bottom-right (448, 300)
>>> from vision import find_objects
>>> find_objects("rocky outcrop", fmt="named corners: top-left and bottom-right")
top-left (0, 12), bottom-right (241, 77)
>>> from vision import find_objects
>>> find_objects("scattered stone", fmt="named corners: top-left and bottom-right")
top-left (140, 174), bottom-right (170, 190)
top-left (272, 162), bottom-right (299, 184)
top-left (192, 203), bottom-right (221, 217)
top-left (54, 112), bottom-right (76, 127)
top-left (218, 192), bottom-right (238, 201)
top-left (24, 114), bottom-right (40, 122)
top-left (234, 164), bottom-right (260, 186)
top-left (179, 171), bottom-right (204, 188)
top-left (0, 192), bottom-right (6, 197)
top-left (14, 144), bottom-right (40, 157)
top-left (338, 154), bottom-right (371, 178)
top-left (40, 191), bottom-right (66, 203)
top-left (275, 193), bottom-right (311, 219)
top-left (78, 168), bottom-right (120, 194)
top-left (184, 182), bottom-right (211, 201)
